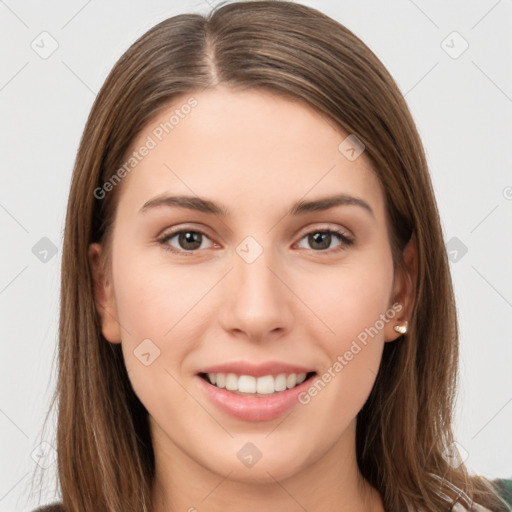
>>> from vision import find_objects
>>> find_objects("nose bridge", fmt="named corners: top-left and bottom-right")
top-left (220, 235), bottom-right (292, 340)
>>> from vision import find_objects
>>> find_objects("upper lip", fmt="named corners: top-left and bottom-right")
top-left (196, 360), bottom-right (316, 378)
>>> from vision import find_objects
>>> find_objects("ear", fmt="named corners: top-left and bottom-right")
top-left (384, 234), bottom-right (417, 342)
top-left (88, 243), bottom-right (122, 344)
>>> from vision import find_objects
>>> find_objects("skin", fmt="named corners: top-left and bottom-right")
top-left (89, 85), bottom-right (416, 512)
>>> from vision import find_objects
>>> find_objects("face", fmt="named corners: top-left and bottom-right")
top-left (89, 86), bottom-right (412, 486)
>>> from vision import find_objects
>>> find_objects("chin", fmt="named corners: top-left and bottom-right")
top-left (209, 440), bottom-right (310, 484)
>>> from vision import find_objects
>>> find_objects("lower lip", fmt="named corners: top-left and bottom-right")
top-left (195, 374), bottom-right (315, 422)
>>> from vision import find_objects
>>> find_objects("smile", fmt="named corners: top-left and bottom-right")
top-left (195, 370), bottom-right (318, 422)
top-left (199, 371), bottom-right (315, 396)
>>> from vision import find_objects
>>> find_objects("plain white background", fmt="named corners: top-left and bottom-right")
top-left (1, 0), bottom-right (511, 510)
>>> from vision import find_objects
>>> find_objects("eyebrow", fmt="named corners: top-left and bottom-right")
top-left (139, 193), bottom-right (374, 218)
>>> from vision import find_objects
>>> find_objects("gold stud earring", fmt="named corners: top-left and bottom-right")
top-left (394, 321), bottom-right (408, 334)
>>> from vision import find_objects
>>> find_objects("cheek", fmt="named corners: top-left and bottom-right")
top-left (300, 256), bottom-right (394, 352)
top-left (113, 250), bottom-right (210, 342)
top-left (111, 248), bottom-right (222, 404)
top-left (293, 253), bottom-right (394, 414)
top-left (112, 256), bottom-right (210, 418)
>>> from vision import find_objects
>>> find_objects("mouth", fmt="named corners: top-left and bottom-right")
top-left (197, 371), bottom-right (317, 397)
top-left (195, 369), bottom-right (318, 421)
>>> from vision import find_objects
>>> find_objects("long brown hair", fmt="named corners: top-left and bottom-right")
top-left (34, 2), bottom-right (508, 511)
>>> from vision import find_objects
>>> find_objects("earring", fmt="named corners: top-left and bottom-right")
top-left (394, 321), bottom-right (408, 334)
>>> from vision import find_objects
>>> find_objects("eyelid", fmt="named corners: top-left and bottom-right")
top-left (295, 223), bottom-right (354, 241)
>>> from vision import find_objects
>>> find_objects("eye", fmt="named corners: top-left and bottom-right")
top-left (157, 226), bottom-right (354, 256)
top-left (158, 228), bottom-right (215, 255)
top-left (296, 228), bottom-right (354, 253)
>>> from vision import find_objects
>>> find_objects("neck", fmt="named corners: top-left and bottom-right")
top-left (150, 418), bottom-right (384, 512)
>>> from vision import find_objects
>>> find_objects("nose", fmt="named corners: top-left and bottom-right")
top-left (218, 245), bottom-right (293, 343)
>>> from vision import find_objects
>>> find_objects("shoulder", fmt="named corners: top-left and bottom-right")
top-left (465, 478), bottom-right (512, 512)
top-left (425, 474), bottom-right (512, 512)
top-left (493, 478), bottom-right (512, 510)
top-left (31, 503), bottom-right (65, 512)
top-left (28, 481), bottom-right (512, 512)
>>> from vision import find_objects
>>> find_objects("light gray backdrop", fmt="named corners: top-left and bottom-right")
top-left (1, 0), bottom-right (511, 510)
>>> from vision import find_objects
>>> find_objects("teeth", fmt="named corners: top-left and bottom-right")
top-left (286, 374), bottom-right (297, 389)
top-left (226, 373), bottom-right (238, 391)
top-left (205, 372), bottom-right (308, 394)
top-left (215, 373), bottom-right (226, 388)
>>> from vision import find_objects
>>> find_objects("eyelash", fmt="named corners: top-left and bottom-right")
top-left (156, 226), bottom-right (354, 256)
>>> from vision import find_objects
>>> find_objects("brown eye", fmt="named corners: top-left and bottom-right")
top-left (308, 232), bottom-right (332, 250)
top-left (159, 229), bottom-right (214, 254)
top-left (297, 229), bottom-right (354, 252)
top-left (175, 231), bottom-right (203, 251)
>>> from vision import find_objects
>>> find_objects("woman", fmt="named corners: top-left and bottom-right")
top-left (31, 1), bottom-right (511, 511)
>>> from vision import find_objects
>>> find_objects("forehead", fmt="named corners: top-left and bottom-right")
top-left (114, 86), bottom-right (385, 221)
